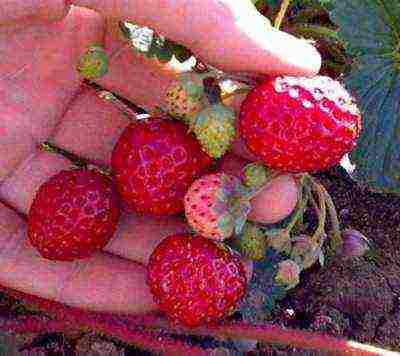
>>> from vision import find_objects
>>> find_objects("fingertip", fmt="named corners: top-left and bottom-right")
top-left (201, 4), bottom-right (322, 77)
top-left (267, 28), bottom-right (322, 77)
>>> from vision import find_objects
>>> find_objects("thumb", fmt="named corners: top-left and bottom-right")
top-left (71, 0), bottom-right (320, 76)
top-left (187, 0), bottom-right (321, 76)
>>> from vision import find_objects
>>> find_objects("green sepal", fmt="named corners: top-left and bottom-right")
top-left (169, 42), bottom-right (193, 62)
top-left (290, 234), bottom-right (326, 270)
top-left (180, 73), bottom-right (206, 100)
top-left (156, 43), bottom-right (173, 63)
top-left (146, 34), bottom-right (164, 58)
top-left (239, 248), bottom-right (288, 322)
top-left (231, 222), bottom-right (267, 261)
top-left (217, 213), bottom-right (235, 239)
top-left (233, 201), bottom-right (252, 235)
top-left (274, 259), bottom-right (301, 290)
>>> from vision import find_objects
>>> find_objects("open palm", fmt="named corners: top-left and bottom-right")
top-left (0, 1), bottom-right (320, 315)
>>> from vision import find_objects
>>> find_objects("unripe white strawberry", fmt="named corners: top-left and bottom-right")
top-left (164, 73), bottom-right (206, 125)
top-left (184, 173), bottom-right (251, 241)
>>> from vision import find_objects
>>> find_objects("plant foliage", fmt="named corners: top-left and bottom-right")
top-left (329, 0), bottom-right (400, 194)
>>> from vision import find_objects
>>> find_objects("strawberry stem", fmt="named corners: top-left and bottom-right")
top-left (97, 90), bottom-right (140, 120)
top-left (124, 315), bottom-right (394, 356)
top-left (208, 322), bottom-right (393, 356)
top-left (320, 183), bottom-right (343, 253)
top-left (221, 87), bottom-right (251, 102)
top-left (307, 175), bottom-right (342, 254)
top-left (284, 180), bottom-right (309, 234)
top-left (40, 142), bottom-right (87, 168)
top-left (274, 0), bottom-right (292, 30)
top-left (307, 176), bottom-right (327, 245)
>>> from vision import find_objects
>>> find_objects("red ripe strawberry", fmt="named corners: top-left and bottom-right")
top-left (147, 233), bottom-right (247, 327)
top-left (111, 118), bottom-right (213, 215)
top-left (239, 76), bottom-right (362, 173)
top-left (28, 169), bottom-right (120, 261)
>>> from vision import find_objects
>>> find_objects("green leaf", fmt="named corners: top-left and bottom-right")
top-left (239, 249), bottom-right (287, 322)
top-left (252, 0), bottom-right (280, 10)
top-left (0, 333), bottom-right (19, 355)
top-left (330, 0), bottom-right (400, 194)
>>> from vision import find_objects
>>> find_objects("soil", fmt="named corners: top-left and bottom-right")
top-left (1, 167), bottom-right (400, 355)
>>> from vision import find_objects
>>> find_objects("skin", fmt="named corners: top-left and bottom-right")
top-left (217, 153), bottom-right (299, 224)
top-left (0, 2), bottom-right (321, 315)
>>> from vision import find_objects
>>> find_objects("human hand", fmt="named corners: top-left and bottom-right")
top-left (0, 0), bottom-right (321, 316)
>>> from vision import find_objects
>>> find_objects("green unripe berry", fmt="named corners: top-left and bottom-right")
top-left (164, 73), bottom-right (206, 125)
top-left (243, 163), bottom-right (269, 188)
top-left (232, 222), bottom-right (267, 261)
top-left (290, 234), bottom-right (323, 270)
top-left (76, 45), bottom-right (109, 80)
top-left (275, 259), bottom-right (301, 289)
top-left (194, 103), bottom-right (236, 159)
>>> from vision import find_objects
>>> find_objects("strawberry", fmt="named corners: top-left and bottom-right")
top-left (231, 222), bottom-right (267, 261)
top-left (239, 76), bottom-right (362, 173)
top-left (147, 233), bottom-right (247, 327)
top-left (111, 117), bottom-right (213, 216)
top-left (164, 73), bottom-right (206, 125)
top-left (28, 169), bottom-right (120, 261)
top-left (184, 173), bottom-right (252, 241)
top-left (192, 77), bottom-right (236, 159)
top-left (193, 103), bottom-right (236, 159)
top-left (76, 45), bottom-right (109, 80)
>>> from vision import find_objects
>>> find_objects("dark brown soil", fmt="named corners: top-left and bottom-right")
top-left (256, 168), bottom-right (400, 354)
top-left (1, 168), bottom-right (400, 355)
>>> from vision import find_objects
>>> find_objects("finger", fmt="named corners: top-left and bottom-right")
top-left (221, 92), bottom-right (260, 161)
top-left (247, 174), bottom-right (299, 224)
top-left (50, 86), bottom-right (129, 167)
top-left (0, 6), bottom-right (104, 182)
top-left (0, 202), bottom-right (156, 314)
top-left (96, 26), bottom-right (179, 114)
top-left (93, 34), bottom-right (262, 164)
top-left (71, 0), bottom-right (320, 76)
top-left (0, 143), bottom-right (187, 266)
top-left (0, 0), bottom-right (71, 27)
top-left (0, 151), bottom-right (73, 214)
top-left (217, 152), bottom-right (250, 178)
top-left (106, 213), bottom-right (188, 265)
top-left (218, 153), bottom-right (299, 225)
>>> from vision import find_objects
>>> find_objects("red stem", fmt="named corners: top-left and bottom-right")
top-left (122, 315), bottom-right (394, 356)
top-left (0, 286), bottom-right (210, 355)
top-left (74, 312), bottom-right (210, 356)
top-left (0, 315), bottom-right (72, 334)
top-left (209, 322), bottom-right (394, 356)
top-left (1, 286), bottom-right (395, 355)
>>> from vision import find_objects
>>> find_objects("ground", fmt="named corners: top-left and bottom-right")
top-left (1, 167), bottom-right (399, 355)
